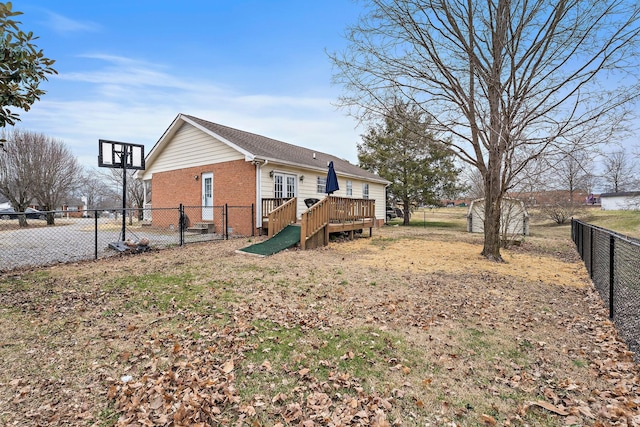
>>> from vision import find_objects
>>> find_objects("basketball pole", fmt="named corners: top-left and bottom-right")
top-left (121, 146), bottom-right (127, 242)
top-left (98, 139), bottom-right (145, 247)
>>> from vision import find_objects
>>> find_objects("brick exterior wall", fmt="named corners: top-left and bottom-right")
top-left (151, 160), bottom-right (256, 235)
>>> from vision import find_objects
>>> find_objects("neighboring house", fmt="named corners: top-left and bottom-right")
top-left (138, 114), bottom-right (390, 235)
top-left (506, 190), bottom-right (593, 206)
top-left (600, 191), bottom-right (640, 210)
top-left (467, 198), bottom-right (529, 236)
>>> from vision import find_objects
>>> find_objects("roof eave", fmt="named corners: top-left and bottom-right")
top-left (142, 114), bottom-right (257, 178)
top-left (253, 156), bottom-right (390, 185)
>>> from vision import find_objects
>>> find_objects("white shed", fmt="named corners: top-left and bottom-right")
top-left (600, 191), bottom-right (640, 210)
top-left (467, 198), bottom-right (529, 236)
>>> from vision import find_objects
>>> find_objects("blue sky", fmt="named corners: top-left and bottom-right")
top-left (14, 1), bottom-right (365, 169)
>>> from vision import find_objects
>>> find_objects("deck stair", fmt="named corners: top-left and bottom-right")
top-left (187, 222), bottom-right (215, 234)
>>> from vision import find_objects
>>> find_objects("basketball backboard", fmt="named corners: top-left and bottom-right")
top-left (98, 139), bottom-right (145, 170)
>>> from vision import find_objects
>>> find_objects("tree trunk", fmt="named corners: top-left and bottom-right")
top-left (41, 205), bottom-right (55, 225)
top-left (46, 212), bottom-right (55, 225)
top-left (481, 150), bottom-right (504, 262)
top-left (402, 200), bottom-right (410, 225)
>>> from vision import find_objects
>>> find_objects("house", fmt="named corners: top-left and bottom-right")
top-left (467, 198), bottom-right (529, 236)
top-left (506, 190), bottom-right (594, 206)
top-left (600, 191), bottom-right (640, 210)
top-left (137, 114), bottom-right (389, 236)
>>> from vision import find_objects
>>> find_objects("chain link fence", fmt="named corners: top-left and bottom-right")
top-left (571, 219), bottom-right (640, 361)
top-left (0, 204), bottom-right (255, 272)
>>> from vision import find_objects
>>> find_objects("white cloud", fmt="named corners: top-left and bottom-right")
top-left (45, 11), bottom-right (100, 33)
top-left (19, 54), bottom-right (362, 170)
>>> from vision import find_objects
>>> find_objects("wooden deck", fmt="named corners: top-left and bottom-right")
top-left (262, 196), bottom-right (376, 250)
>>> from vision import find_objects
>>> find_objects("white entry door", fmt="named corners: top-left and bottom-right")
top-left (202, 172), bottom-right (213, 221)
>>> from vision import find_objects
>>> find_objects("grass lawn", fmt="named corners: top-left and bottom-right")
top-left (1, 208), bottom-right (639, 426)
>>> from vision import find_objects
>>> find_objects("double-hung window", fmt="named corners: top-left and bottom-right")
top-left (317, 177), bottom-right (327, 194)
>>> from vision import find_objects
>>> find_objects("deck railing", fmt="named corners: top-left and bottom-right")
top-left (329, 196), bottom-right (375, 223)
top-left (262, 198), bottom-right (292, 217)
top-left (267, 197), bottom-right (297, 237)
top-left (299, 196), bottom-right (376, 249)
top-left (261, 196), bottom-right (376, 249)
top-left (300, 197), bottom-right (330, 250)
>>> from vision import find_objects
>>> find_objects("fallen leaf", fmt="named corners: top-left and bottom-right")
top-left (564, 415), bottom-right (580, 425)
top-left (480, 414), bottom-right (497, 425)
top-left (530, 401), bottom-right (569, 416)
top-left (149, 395), bottom-right (163, 410)
top-left (298, 368), bottom-right (310, 377)
top-left (222, 359), bottom-right (234, 373)
top-left (578, 405), bottom-right (596, 419)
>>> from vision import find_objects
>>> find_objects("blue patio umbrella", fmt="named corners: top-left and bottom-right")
top-left (325, 161), bottom-right (339, 194)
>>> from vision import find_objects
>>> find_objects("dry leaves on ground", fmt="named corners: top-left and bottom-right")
top-left (0, 226), bottom-right (639, 426)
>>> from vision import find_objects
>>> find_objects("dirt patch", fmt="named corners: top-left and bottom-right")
top-left (0, 226), bottom-right (638, 426)
top-left (335, 236), bottom-right (590, 288)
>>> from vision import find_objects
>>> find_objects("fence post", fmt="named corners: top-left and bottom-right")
top-left (609, 234), bottom-right (615, 319)
top-left (224, 204), bottom-right (228, 240)
top-left (179, 204), bottom-right (184, 246)
top-left (94, 211), bottom-right (98, 260)
top-left (589, 227), bottom-right (594, 279)
top-left (579, 222), bottom-right (584, 258)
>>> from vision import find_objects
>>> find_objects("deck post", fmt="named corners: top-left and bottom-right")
top-left (323, 223), bottom-right (329, 246)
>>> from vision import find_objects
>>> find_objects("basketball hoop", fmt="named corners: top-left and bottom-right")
top-left (98, 139), bottom-right (145, 244)
top-left (98, 139), bottom-right (145, 170)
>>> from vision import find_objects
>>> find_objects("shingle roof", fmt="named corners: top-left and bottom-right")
top-left (600, 191), bottom-right (640, 198)
top-left (182, 114), bottom-right (388, 184)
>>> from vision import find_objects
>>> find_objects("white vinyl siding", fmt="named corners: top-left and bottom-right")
top-left (369, 183), bottom-right (386, 220)
top-left (263, 168), bottom-right (385, 220)
top-left (144, 123), bottom-right (243, 175)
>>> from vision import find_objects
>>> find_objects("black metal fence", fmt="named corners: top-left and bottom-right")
top-left (0, 204), bottom-right (255, 272)
top-left (571, 219), bottom-right (640, 360)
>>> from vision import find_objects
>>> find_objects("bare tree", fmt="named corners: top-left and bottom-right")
top-left (77, 167), bottom-right (110, 215)
top-left (601, 150), bottom-right (636, 193)
top-left (331, 0), bottom-right (640, 261)
top-left (539, 197), bottom-right (582, 224)
top-left (462, 167), bottom-right (484, 200)
top-left (100, 169), bottom-right (145, 222)
top-left (0, 129), bottom-right (80, 226)
top-left (28, 132), bottom-right (82, 225)
top-left (509, 156), bottom-right (548, 206)
top-left (0, 129), bottom-right (37, 226)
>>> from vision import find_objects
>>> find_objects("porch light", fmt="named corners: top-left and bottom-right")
top-left (269, 170), bottom-right (274, 178)
top-left (300, 175), bottom-right (304, 182)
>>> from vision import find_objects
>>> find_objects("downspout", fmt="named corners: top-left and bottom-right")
top-left (254, 159), bottom-right (268, 229)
